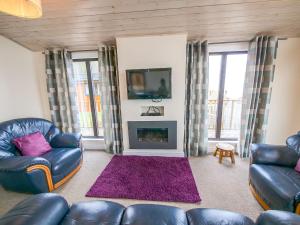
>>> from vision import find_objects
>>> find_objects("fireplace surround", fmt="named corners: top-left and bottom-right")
top-left (128, 121), bottom-right (177, 149)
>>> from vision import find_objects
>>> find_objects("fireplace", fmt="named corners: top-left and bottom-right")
top-left (128, 121), bottom-right (177, 149)
top-left (137, 128), bottom-right (168, 143)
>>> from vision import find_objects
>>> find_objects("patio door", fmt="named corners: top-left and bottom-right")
top-left (72, 58), bottom-right (103, 137)
top-left (208, 52), bottom-right (248, 140)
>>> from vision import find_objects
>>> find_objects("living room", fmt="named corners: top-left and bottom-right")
top-left (0, 1), bottom-right (300, 225)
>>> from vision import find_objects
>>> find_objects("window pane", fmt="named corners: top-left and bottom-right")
top-left (90, 61), bottom-right (103, 137)
top-left (221, 54), bottom-right (247, 139)
top-left (208, 55), bottom-right (222, 138)
top-left (73, 62), bottom-right (94, 136)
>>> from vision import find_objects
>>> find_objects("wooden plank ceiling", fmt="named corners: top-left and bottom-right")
top-left (0, 0), bottom-right (300, 51)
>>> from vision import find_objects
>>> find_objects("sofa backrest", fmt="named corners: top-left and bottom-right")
top-left (0, 194), bottom-right (255, 225)
top-left (0, 193), bottom-right (68, 225)
top-left (286, 131), bottom-right (300, 155)
top-left (1, 194), bottom-right (300, 225)
top-left (0, 118), bottom-right (56, 155)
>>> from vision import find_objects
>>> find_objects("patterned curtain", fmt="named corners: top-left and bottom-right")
top-left (98, 46), bottom-right (123, 154)
top-left (239, 36), bottom-right (278, 158)
top-left (45, 49), bottom-right (80, 133)
top-left (184, 41), bottom-right (209, 157)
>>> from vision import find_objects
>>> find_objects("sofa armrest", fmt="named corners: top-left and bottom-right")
top-left (286, 133), bottom-right (300, 154)
top-left (0, 157), bottom-right (52, 193)
top-left (0, 156), bottom-right (50, 172)
top-left (250, 144), bottom-right (299, 167)
top-left (50, 133), bottom-right (82, 148)
top-left (0, 193), bottom-right (69, 225)
top-left (255, 210), bottom-right (300, 225)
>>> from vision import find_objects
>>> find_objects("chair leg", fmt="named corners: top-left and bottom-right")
top-left (213, 148), bottom-right (219, 156)
top-left (231, 152), bottom-right (235, 164)
top-left (219, 151), bottom-right (223, 164)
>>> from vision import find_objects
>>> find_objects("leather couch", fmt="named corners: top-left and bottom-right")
top-left (0, 118), bottom-right (83, 193)
top-left (249, 132), bottom-right (300, 214)
top-left (0, 193), bottom-right (300, 225)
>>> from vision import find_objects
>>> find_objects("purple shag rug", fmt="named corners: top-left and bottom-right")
top-left (86, 155), bottom-right (201, 203)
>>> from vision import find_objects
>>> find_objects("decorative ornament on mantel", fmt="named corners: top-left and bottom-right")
top-left (0, 0), bottom-right (42, 18)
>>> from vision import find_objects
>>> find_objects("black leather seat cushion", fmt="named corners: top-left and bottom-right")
top-left (0, 193), bottom-right (68, 225)
top-left (256, 210), bottom-right (300, 225)
top-left (61, 201), bottom-right (125, 225)
top-left (121, 204), bottom-right (188, 225)
top-left (250, 164), bottom-right (300, 211)
top-left (187, 208), bottom-right (254, 225)
top-left (42, 147), bottom-right (82, 183)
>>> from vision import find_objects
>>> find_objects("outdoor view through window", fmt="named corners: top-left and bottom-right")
top-left (208, 52), bottom-right (248, 140)
top-left (73, 60), bottom-right (103, 137)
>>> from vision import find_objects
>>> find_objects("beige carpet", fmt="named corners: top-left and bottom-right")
top-left (0, 151), bottom-right (262, 220)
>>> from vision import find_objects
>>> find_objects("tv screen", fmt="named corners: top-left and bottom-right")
top-left (126, 68), bottom-right (172, 99)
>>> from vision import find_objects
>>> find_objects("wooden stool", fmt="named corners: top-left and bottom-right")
top-left (214, 143), bottom-right (235, 164)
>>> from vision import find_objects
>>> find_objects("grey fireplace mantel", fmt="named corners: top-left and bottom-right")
top-left (128, 121), bottom-right (177, 149)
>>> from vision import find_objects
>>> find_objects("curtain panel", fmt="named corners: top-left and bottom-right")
top-left (45, 49), bottom-right (80, 133)
top-left (98, 46), bottom-right (123, 154)
top-left (184, 41), bottom-right (209, 157)
top-left (239, 36), bottom-right (278, 158)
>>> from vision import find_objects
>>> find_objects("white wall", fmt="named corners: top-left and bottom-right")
top-left (117, 34), bottom-right (187, 156)
top-left (266, 38), bottom-right (300, 144)
top-left (2, 33), bottom-right (299, 148)
top-left (0, 35), bottom-right (50, 122)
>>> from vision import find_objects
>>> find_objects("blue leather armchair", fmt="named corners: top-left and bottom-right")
top-left (249, 132), bottom-right (300, 214)
top-left (1, 193), bottom-right (300, 225)
top-left (0, 118), bottom-right (83, 193)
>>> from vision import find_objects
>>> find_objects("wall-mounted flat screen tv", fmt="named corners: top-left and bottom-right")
top-left (126, 68), bottom-right (172, 99)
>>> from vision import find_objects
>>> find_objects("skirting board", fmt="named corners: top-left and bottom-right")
top-left (82, 138), bottom-right (105, 150)
top-left (123, 149), bottom-right (185, 157)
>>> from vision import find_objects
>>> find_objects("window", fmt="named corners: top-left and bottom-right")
top-left (208, 52), bottom-right (248, 140)
top-left (73, 58), bottom-right (103, 137)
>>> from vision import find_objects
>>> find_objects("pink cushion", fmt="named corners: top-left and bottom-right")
top-left (295, 158), bottom-right (300, 173)
top-left (12, 132), bottom-right (52, 156)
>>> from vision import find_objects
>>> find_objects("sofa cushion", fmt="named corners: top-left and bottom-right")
top-left (61, 201), bottom-right (125, 225)
top-left (0, 150), bottom-right (14, 159)
top-left (187, 208), bottom-right (254, 225)
top-left (13, 132), bottom-right (52, 156)
top-left (250, 164), bottom-right (300, 211)
top-left (256, 210), bottom-right (300, 225)
top-left (41, 148), bottom-right (82, 181)
top-left (121, 204), bottom-right (188, 225)
top-left (0, 193), bottom-right (68, 225)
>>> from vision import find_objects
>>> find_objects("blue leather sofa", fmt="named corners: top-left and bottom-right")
top-left (0, 118), bottom-right (83, 193)
top-left (249, 132), bottom-right (300, 214)
top-left (0, 193), bottom-right (300, 225)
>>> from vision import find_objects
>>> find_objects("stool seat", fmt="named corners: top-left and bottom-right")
top-left (216, 143), bottom-right (234, 151)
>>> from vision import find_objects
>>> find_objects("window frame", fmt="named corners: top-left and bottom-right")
top-left (73, 58), bottom-right (102, 138)
top-left (209, 51), bottom-right (248, 141)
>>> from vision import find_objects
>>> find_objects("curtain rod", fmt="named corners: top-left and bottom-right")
top-left (208, 37), bottom-right (287, 45)
top-left (42, 46), bottom-right (114, 54)
top-left (42, 37), bottom-right (288, 53)
top-left (42, 49), bottom-right (98, 54)
top-left (69, 49), bottom-right (98, 53)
